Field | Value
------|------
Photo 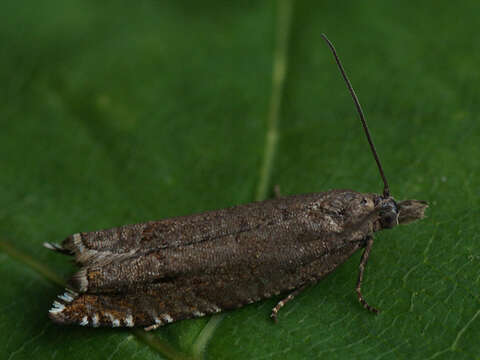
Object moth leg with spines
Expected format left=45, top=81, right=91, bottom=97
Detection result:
left=356, top=235, right=378, bottom=313
left=270, top=284, right=308, bottom=322
left=270, top=231, right=378, bottom=321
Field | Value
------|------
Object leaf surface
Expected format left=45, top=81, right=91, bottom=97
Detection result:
left=1, top=1, right=479, bottom=359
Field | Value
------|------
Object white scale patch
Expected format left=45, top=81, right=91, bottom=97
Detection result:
left=49, top=301, right=65, bottom=314
left=43, top=242, right=61, bottom=251
left=80, top=316, right=88, bottom=326
left=193, top=310, right=205, bottom=317
left=211, top=305, right=221, bottom=313
left=124, top=314, right=134, bottom=327
left=92, top=313, right=100, bottom=327
left=58, top=292, right=74, bottom=303
left=105, top=313, right=120, bottom=327
left=161, top=314, right=173, bottom=323
left=73, top=233, right=84, bottom=253
left=74, top=269, right=89, bottom=292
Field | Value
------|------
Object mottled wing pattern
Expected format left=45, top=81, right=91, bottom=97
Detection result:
left=60, top=193, right=332, bottom=257
left=47, top=190, right=378, bottom=329
left=50, top=240, right=363, bottom=329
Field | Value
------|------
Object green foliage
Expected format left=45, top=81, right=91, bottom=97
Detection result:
left=1, top=0, right=479, bottom=359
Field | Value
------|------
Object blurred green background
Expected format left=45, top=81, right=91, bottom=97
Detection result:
left=1, top=0, right=479, bottom=359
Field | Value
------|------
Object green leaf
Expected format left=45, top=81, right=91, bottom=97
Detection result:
left=1, top=0, right=479, bottom=359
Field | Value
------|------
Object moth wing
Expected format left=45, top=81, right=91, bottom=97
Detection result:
left=48, top=193, right=342, bottom=265
left=66, top=200, right=374, bottom=296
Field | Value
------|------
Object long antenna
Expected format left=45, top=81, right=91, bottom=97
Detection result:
left=321, top=34, right=390, bottom=198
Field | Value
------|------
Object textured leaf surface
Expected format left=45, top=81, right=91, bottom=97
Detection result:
left=1, top=0, right=479, bottom=359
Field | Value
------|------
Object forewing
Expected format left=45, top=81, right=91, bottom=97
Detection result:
left=58, top=192, right=351, bottom=265
left=71, top=195, right=377, bottom=294
left=59, top=194, right=309, bottom=259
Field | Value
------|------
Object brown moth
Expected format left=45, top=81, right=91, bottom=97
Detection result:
left=45, top=34, right=427, bottom=330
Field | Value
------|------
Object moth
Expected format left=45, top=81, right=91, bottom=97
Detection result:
left=45, top=34, right=427, bottom=330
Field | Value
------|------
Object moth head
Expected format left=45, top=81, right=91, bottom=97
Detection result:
left=375, top=197, right=428, bottom=229
left=375, top=196, right=399, bottom=229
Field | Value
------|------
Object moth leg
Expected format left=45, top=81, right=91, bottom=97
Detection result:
left=356, top=235, right=379, bottom=314
left=270, top=285, right=308, bottom=323
left=144, top=323, right=161, bottom=331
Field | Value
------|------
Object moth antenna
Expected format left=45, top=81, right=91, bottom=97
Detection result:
left=321, top=34, right=390, bottom=198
